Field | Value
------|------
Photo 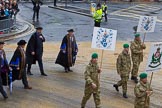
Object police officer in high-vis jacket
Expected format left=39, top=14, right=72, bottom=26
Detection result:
left=93, top=3, right=103, bottom=27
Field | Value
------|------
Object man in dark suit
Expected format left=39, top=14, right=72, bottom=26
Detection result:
left=31, top=0, right=43, bottom=21
left=54, top=0, right=57, bottom=6
left=26, top=27, right=47, bottom=76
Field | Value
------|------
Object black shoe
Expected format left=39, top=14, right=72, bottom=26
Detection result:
left=4, top=95, right=8, bottom=99
left=81, top=107, right=84, bottom=108
left=131, top=76, right=135, bottom=80
left=65, top=67, right=68, bottom=73
left=123, top=93, right=128, bottom=98
left=41, top=73, right=47, bottom=76
left=65, top=70, right=68, bottom=73
left=68, top=68, right=73, bottom=72
left=113, top=84, right=119, bottom=92
left=134, top=78, right=138, bottom=84
left=27, top=72, right=33, bottom=75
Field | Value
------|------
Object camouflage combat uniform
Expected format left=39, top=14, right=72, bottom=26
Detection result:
left=81, top=61, right=101, bottom=108
left=116, top=50, right=131, bottom=94
left=134, top=81, right=153, bottom=108
left=130, top=40, right=146, bottom=78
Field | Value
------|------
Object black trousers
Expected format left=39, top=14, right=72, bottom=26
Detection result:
left=21, top=67, right=29, bottom=87
left=54, top=0, right=57, bottom=6
left=33, top=9, right=39, bottom=20
left=104, top=13, right=107, bottom=22
left=0, top=76, right=7, bottom=98
left=27, top=55, right=44, bottom=74
left=94, top=21, right=101, bottom=27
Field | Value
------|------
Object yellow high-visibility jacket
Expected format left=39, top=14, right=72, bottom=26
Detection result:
left=93, top=9, right=103, bottom=22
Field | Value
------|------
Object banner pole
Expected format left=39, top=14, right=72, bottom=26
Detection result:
left=145, top=72, right=153, bottom=107
left=99, top=49, right=104, bottom=81
left=143, top=32, right=146, bottom=43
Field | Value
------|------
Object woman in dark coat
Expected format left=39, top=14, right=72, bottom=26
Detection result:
left=10, top=40, right=32, bottom=89
left=55, top=29, right=78, bottom=72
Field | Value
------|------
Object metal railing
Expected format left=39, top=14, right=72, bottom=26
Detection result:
left=0, top=18, right=15, bottom=33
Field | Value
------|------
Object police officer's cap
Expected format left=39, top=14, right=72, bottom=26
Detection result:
left=67, top=29, right=74, bottom=32
left=36, top=27, right=43, bottom=30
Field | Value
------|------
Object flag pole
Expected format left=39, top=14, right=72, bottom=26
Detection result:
left=143, top=32, right=146, bottom=43
left=99, top=49, right=104, bottom=81
left=145, top=72, right=153, bottom=107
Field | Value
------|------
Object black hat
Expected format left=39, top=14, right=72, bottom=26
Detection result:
left=0, top=41, right=5, bottom=44
left=36, top=27, right=43, bottom=30
left=17, top=40, right=27, bottom=45
left=67, top=29, right=74, bottom=32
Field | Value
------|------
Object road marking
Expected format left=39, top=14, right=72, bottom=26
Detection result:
left=110, top=4, right=162, bottom=23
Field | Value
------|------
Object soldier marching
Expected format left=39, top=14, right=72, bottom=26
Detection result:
left=134, top=73, right=153, bottom=108
left=130, top=34, right=146, bottom=83
left=81, top=53, right=101, bottom=108
left=113, top=44, right=131, bottom=98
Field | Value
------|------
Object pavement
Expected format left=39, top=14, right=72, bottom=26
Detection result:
left=0, top=2, right=162, bottom=108
left=1, top=41, right=162, bottom=108
left=0, top=18, right=35, bottom=41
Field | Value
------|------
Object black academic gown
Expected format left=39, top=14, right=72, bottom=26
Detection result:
left=55, top=34, right=78, bottom=68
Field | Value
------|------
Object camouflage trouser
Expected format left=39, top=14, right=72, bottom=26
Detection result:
left=135, top=105, right=149, bottom=108
left=135, top=97, right=150, bottom=108
left=81, top=90, right=101, bottom=108
left=131, top=58, right=141, bottom=77
left=117, top=76, right=129, bottom=94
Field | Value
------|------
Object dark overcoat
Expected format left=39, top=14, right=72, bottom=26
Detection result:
left=26, top=32, right=45, bottom=64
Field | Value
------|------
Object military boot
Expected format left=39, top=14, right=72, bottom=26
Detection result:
left=123, top=93, right=128, bottom=98
left=113, top=84, right=119, bottom=92
left=131, top=76, right=135, bottom=80
left=134, top=77, right=138, bottom=83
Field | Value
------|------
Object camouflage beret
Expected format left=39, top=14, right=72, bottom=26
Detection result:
left=134, top=33, right=140, bottom=37
left=123, top=44, right=129, bottom=48
left=92, top=53, right=98, bottom=59
left=139, top=73, right=147, bottom=79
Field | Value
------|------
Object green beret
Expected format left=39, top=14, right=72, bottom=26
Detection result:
left=139, top=73, right=147, bottom=79
left=92, top=53, right=98, bottom=59
left=123, top=44, right=129, bottom=48
left=134, top=34, right=140, bottom=37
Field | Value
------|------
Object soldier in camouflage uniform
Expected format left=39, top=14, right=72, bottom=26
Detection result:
left=81, top=53, right=101, bottom=108
left=130, top=34, right=146, bottom=83
left=113, top=44, right=131, bottom=98
left=134, top=73, right=153, bottom=108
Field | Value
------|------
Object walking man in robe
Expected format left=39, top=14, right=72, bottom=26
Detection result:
left=55, top=29, right=78, bottom=72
